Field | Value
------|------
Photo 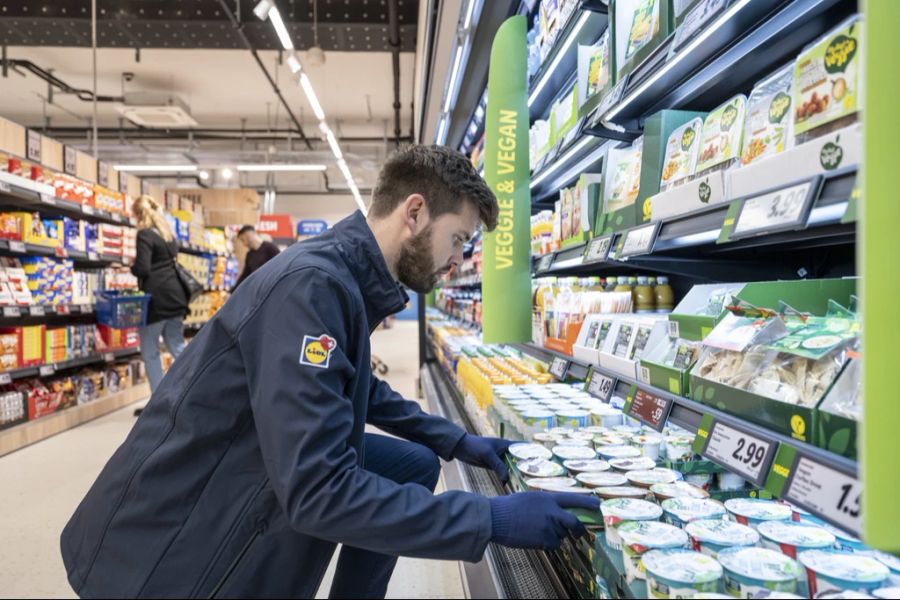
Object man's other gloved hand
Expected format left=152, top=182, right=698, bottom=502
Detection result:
left=489, top=492, right=599, bottom=550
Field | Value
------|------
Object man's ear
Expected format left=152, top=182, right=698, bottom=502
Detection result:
left=402, top=194, right=428, bottom=234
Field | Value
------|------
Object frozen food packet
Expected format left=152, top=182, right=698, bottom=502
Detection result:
left=695, top=95, right=747, bottom=176
left=741, top=63, right=795, bottom=166
left=661, top=117, right=704, bottom=190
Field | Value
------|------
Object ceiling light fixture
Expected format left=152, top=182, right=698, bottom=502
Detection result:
left=222, top=168, right=233, bottom=180
left=444, top=44, right=465, bottom=113
left=319, top=123, right=343, bottom=160
left=113, top=164, right=197, bottom=172
left=299, top=73, right=326, bottom=121
left=237, top=164, right=327, bottom=172
left=199, top=170, right=210, bottom=180
left=286, top=53, right=302, bottom=74
left=253, top=0, right=275, bottom=21
left=268, top=7, right=294, bottom=51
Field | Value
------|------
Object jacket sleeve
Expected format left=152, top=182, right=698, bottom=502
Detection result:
left=367, top=376, right=466, bottom=460
left=130, top=230, right=153, bottom=281
left=237, top=268, right=492, bottom=562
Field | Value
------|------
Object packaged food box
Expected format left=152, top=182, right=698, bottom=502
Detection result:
left=625, top=0, right=662, bottom=61
left=695, top=95, right=747, bottom=175
left=793, top=15, right=863, bottom=140
left=660, top=117, right=703, bottom=190
left=587, top=30, right=611, bottom=98
left=603, top=139, right=644, bottom=213
left=741, top=63, right=795, bottom=166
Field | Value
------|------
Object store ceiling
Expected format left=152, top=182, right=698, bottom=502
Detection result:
left=0, top=0, right=423, bottom=197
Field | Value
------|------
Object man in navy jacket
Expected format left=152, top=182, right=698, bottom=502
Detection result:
left=61, top=146, right=595, bottom=598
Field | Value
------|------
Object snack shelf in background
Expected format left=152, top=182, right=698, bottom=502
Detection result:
left=0, top=346, right=140, bottom=384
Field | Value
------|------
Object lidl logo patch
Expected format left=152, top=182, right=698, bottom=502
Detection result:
left=300, top=334, right=336, bottom=369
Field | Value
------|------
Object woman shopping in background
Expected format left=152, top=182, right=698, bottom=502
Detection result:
left=130, top=195, right=189, bottom=398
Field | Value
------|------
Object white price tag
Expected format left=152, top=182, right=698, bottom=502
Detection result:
left=536, top=254, right=554, bottom=272
left=785, top=457, right=861, bottom=535
left=9, top=241, right=26, bottom=253
left=88, top=252, right=99, bottom=261
left=0, top=372, right=11, bottom=385
left=617, top=223, right=660, bottom=259
left=29, top=306, right=45, bottom=317
left=583, top=235, right=613, bottom=264
left=40, top=193, right=57, bottom=206
left=70, top=304, right=82, bottom=314
left=671, top=0, right=728, bottom=53
left=732, top=180, right=818, bottom=238
left=549, top=357, right=569, bottom=380
left=82, top=204, right=95, bottom=215
left=104, top=352, right=115, bottom=363
left=39, top=365, right=55, bottom=377
left=639, top=366, right=651, bottom=384
left=0, top=182, right=9, bottom=194
left=3, top=306, right=20, bottom=318
left=596, top=77, right=628, bottom=120
left=702, top=420, right=775, bottom=486
left=587, top=370, right=616, bottom=402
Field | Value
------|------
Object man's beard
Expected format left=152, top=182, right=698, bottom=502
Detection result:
left=397, top=225, right=444, bottom=294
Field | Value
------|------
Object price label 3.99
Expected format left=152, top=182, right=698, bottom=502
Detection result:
left=784, top=456, right=861, bottom=536
left=700, top=419, right=777, bottom=486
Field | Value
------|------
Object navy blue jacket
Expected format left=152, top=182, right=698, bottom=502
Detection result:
left=61, top=211, right=493, bottom=598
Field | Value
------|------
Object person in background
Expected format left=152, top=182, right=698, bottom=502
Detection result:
left=233, top=225, right=281, bottom=289
left=130, top=195, right=189, bottom=399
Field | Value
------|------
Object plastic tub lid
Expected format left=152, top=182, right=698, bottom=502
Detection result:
left=516, top=458, right=565, bottom=478
left=525, top=477, right=577, bottom=490
left=609, top=457, right=658, bottom=471
left=758, top=521, right=836, bottom=548
left=563, top=459, right=610, bottom=473
left=798, top=550, right=889, bottom=584
left=597, top=445, right=642, bottom=459
left=600, top=498, right=663, bottom=521
left=593, top=485, right=648, bottom=499
left=576, top=472, right=628, bottom=487
left=508, top=443, right=552, bottom=461
left=650, top=481, right=710, bottom=499
left=717, top=547, right=802, bottom=582
left=686, top=519, right=760, bottom=547
left=618, top=521, right=689, bottom=550
left=724, top=498, right=793, bottom=521
left=642, top=549, right=723, bottom=584
left=627, top=468, right=679, bottom=487
left=552, top=445, right=596, bottom=460
left=662, top=497, right=727, bottom=523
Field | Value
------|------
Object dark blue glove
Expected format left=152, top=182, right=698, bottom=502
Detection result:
left=451, top=434, right=512, bottom=483
left=489, top=492, right=599, bottom=550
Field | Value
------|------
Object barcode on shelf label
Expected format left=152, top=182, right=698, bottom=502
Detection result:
left=82, top=204, right=95, bottom=215
left=39, top=365, right=55, bottom=377
left=549, top=357, right=569, bottom=380
left=784, top=456, right=861, bottom=535
left=586, top=369, right=616, bottom=402
left=668, top=320, right=680, bottom=339
left=30, top=306, right=45, bottom=316
left=700, top=419, right=777, bottom=486
left=639, top=366, right=651, bottom=384
left=40, top=193, right=57, bottom=205
left=9, top=241, right=26, bottom=253
left=3, top=306, right=20, bottom=318
left=104, top=352, right=115, bottom=363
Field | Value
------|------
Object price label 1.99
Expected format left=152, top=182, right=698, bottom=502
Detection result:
left=549, top=357, right=570, bottom=380
left=731, top=177, right=822, bottom=240
left=699, top=418, right=777, bottom=486
left=781, top=452, right=861, bottom=536
left=625, top=387, right=673, bottom=432
left=585, top=368, right=616, bottom=402
left=583, top=235, right=613, bottom=264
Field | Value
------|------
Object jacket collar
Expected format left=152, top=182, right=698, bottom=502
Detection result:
left=332, top=210, right=409, bottom=327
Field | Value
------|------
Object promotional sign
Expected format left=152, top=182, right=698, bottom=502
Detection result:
left=297, top=219, right=328, bottom=237
left=257, top=214, right=295, bottom=240
left=482, top=15, right=532, bottom=343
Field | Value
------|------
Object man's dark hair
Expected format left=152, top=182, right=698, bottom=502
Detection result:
left=368, top=145, right=499, bottom=231
left=238, top=225, right=256, bottom=236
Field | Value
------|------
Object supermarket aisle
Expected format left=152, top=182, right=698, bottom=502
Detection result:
left=0, top=320, right=466, bottom=599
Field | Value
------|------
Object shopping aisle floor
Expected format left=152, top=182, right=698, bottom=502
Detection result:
left=0, top=320, right=466, bottom=599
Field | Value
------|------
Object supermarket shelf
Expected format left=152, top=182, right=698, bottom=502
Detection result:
left=0, top=238, right=126, bottom=265
left=593, top=0, right=854, bottom=132
left=528, top=10, right=608, bottom=119
left=0, top=381, right=149, bottom=458
left=0, top=303, right=94, bottom=320
left=531, top=135, right=609, bottom=205
left=0, top=174, right=134, bottom=227
left=177, top=244, right=229, bottom=257
left=437, top=274, right=482, bottom=288
left=579, top=0, right=609, bottom=14
left=0, top=347, right=140, bottom=383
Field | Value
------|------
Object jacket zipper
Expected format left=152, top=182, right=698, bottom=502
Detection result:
left=206, top=528, right=262, bottom=599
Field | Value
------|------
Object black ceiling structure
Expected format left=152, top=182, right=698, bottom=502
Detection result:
left=0, top=0, right=419, bottom=52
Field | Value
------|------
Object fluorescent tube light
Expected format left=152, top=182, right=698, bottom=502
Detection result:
left=268, top=7, right=294, bottom=50
left=464, top=0, right=479, bottom=30
left=286, top=53, right=302, bottom=74
left=237, top=164, right=327, bottom=172
left=300, top=73, right=325, bottom=121
left=253, top=0, right=275, bottom=21
left=528, top=11, right=591, bottom=108
left=320, top=123, right=343, bottom=160
left=113, top=165, right=197, bottom=172
left=444, top=44, right=465, bottom=113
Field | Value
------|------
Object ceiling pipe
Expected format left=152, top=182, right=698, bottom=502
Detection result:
left=388, top=0, right=403, bottom=149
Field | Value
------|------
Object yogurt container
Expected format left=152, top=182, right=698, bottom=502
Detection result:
left=751, top=593, right=804, bottom=599
left=686, top=519, right=760, bottom=558
left=694, top=595, right=733, bottom=599
left=594, top=435, right=627, bottom=448
left=863, top=551, right=900, bottom=586
left=805, top=519, right=868, bottom=553
left=591, top=405, right=624, bottom=428
left=818, top=592, right=876, bottom=599
left=600, top=498, right=663, bottom=550
left=664, top=435, right=695, bottom=461
left=618, top=521, right=690, bottom=583
left=642, top=549, right=723, bottom=598
left=553, top=438, right=593, bottom=448
left=685, top=473, right=713, bottom=489
left=593, top=485, right=649, bottom=500
left=615, top=424, right=642, bottom=437
left=522, top=410, right=556, bottom=429
left=567, top=430, right=597, bottom=442
left=525, top=476, right=577, bottom=491
left=758, top=520, right=837, bottom=559
left=873, top=587, right=900, bottom=599
left=661, top=497, right=727, bottom=528
left=650, top=481, right=710, bottom=502
left=717, top=547, right=803, bottom=597
left=632, top=433, right=664, bottom=460
left=516, top=458, right=566, bottom=478
left=552, top=444, right=596, bottom=461
left=609, top=456, right=658, bottom=472
left=556, top=409, right=591, bottom=428
left=717, top=471, right=747, bottom=491
left=799, top=550, right=889, bottom=597
left=532, top=431, right=563, bottom=449
left=508, top=443, right=552, bottom=462
left=576, top=471, right=628, bottom=489
left=563, top=459, right=610, bottom=474
left=627, top=468, right=680, bottom=488
left=597, top=445, right=642, bottom=461
left=724, top=498, right=793, bottom=530
left=582, top=426, right=609, bottom=435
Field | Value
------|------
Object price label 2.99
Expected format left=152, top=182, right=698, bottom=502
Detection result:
left=585, top=368, right=616, bottom=402
left=549, top=357, right=570, bottom=380
left=698, top=417, right=777, bottom=486
left=782, top=454, right=862, bottom=536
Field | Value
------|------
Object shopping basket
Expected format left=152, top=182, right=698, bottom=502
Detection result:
left=94, top=290, right=152, bottom=329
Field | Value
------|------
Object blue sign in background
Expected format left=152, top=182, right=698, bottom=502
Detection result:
left=297, top=219, right=328, bottom=236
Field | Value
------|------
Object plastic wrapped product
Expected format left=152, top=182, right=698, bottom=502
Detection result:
left=660, top=117, right=704, bottom=190
left=741, top=63, right=795, bottom=165
left=695, top=95, right=748, bottom=175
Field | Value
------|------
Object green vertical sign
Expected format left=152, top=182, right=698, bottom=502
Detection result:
left=863, top=0, right=900, bottom=552
left=482, top=15, right=532, bottom=343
